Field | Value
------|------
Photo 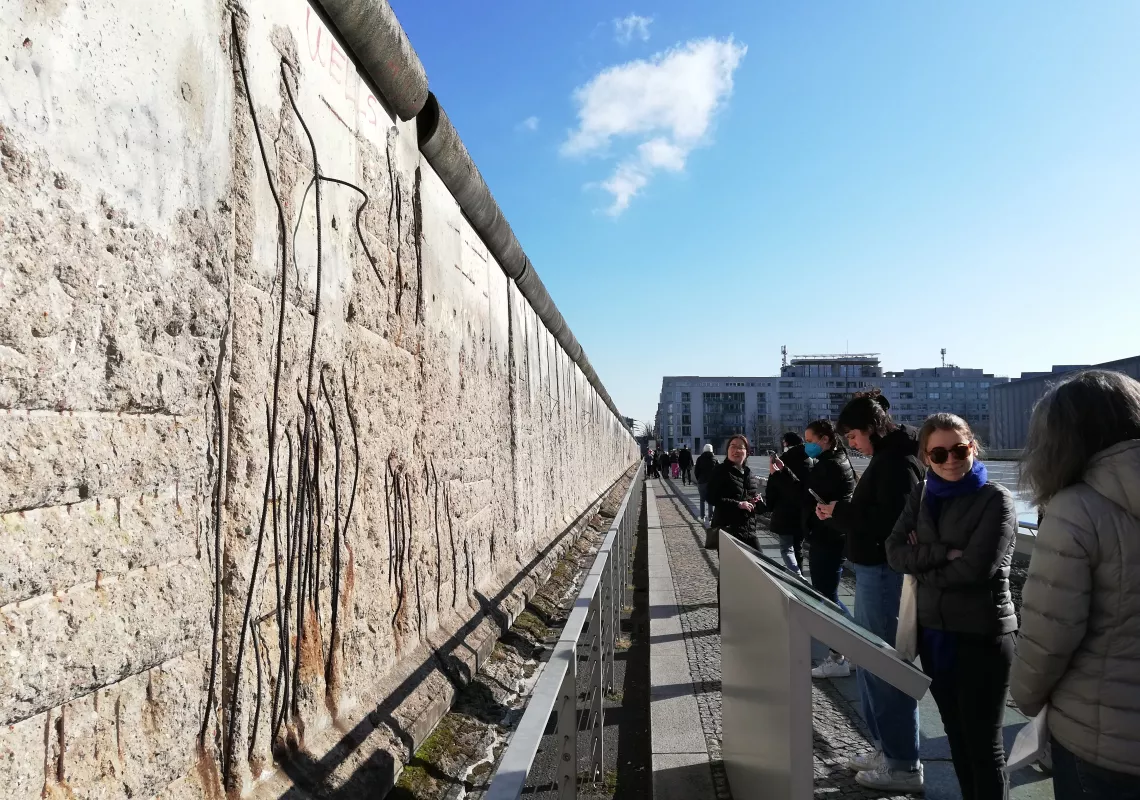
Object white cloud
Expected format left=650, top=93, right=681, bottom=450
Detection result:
left=518, top=115, right=540, bottom=132
left=562, top=37, right=746, bottom=215
left=614, top=13, right=653, bottom=44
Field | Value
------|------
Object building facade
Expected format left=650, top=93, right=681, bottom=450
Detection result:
left=656, top=354, right=1009, bottom=454
left=881, top=366, right=1008, bottom=442
left=990, top=355, right=1140, bottom=450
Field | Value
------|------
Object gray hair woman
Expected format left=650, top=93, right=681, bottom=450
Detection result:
left=1010, top=370, right=1140, bottom=799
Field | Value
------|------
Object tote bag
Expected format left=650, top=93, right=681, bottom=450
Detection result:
left=894, top=483, right=925, bottom=662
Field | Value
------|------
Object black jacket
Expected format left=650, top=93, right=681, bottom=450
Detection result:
left=831, top=425, right=923, bottom=566
left=678, top=448, right=694, bottom=469
left=885, top=481, right=1018, bottom=636
left=708, top=460, right=762, bottom=537
left=694, top=452, right=718, bottom=484
left=764, top=445, right=814, bottom=537
left=805, top=448, right=857, bottom=546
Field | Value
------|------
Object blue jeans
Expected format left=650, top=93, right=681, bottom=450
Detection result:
left=808, top=540, right=849, bottom=616
left=1052, top=737, right=1140, bottom=799
left=697, top=482, right=712, bottom=518
left=779, top=533, right=803, bottom=574
left=853, top=562, right=921, bottom=771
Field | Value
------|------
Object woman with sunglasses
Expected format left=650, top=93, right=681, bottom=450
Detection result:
left=886, top=413, right=1018, bottom=800
left=1010, top=371, right=1140, bottom=799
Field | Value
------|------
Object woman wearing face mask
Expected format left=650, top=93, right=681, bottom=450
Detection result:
left=803, top=419, right=857, bottom=678
left=886, top=414, right=1018, bottom=800
left=765, top=432, right=813, bottom=577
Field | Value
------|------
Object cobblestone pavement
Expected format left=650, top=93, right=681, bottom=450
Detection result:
left=654, top=479, right=914, bottom=800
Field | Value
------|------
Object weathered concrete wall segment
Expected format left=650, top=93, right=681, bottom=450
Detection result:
left=0, top=1, right=635, bottom=797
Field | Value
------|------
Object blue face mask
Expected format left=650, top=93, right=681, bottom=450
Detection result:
left=803, top=442, right=823, bottom=458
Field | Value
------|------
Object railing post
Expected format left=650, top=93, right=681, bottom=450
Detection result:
left=556, top=655, right=578, bottom=800
left=586, top=589, right=605, bottom=782
left=604, top=547, right=616, bottom=695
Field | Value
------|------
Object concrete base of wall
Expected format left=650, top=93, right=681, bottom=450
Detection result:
left=246, top=466, right=636, bottom=798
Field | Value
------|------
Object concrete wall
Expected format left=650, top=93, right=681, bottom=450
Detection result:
left=0, top=1, right=636, bottom=797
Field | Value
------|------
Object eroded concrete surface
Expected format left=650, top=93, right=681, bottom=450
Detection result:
left=0, top=2, right=636, bottom=797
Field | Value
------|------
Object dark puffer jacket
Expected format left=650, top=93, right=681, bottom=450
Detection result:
left=885, top=479, right=1018, bottom=636
left=694, top=451, right=718, bottom=484
left=708, top=460, right=762, bottom=539
left=764, top=445, right=814, bottom=536
left=805, top=448, right=856, bottom=546
left=831, top=425, right=924, bottom=565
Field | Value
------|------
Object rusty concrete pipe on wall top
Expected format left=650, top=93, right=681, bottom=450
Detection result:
left=418, top=92, right=626, bottom=428
left=315, top=0, right=429, bottom=121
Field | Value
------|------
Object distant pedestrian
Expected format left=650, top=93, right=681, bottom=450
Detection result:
left=887, top=414, right=1018, bottom=800
left=1010, top=370, right=1140, bottom=799
left=679, top=445, right=694, bottom=484
left=803, top=419, right=857, bottom=678
left=694, top=444, right=718, bottom=521
left=765, top=432, right=813, bottom=578
left=653, top=448, right=664, bottom=479
left=645, top=449, right=656, bottom=478
left=821, top=389, right=925, bottom=793
left=670, top=450, right=681, bottom=480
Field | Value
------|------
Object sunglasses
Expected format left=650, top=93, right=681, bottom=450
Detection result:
left=927, top=442, right=972, bottom=465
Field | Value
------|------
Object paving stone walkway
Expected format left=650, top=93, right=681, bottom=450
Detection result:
left=655, top=476, right=1055, bottom=800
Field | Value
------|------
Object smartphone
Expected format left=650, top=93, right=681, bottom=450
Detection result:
left=808, top=488, right=825, bottom=504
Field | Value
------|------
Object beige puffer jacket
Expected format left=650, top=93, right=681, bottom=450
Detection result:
left=1010, top=440, right=1140, bottom=776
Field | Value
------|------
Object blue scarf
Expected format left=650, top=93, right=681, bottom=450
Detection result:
left=924, top=459, right=988, bottom=517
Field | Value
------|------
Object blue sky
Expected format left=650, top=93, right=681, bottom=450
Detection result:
left=390, top=1, right=1140, bottom=424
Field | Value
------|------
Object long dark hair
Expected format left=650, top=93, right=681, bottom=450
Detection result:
left=1021, top=370, right=1140, bottom=507
left=781, top=431, right=803, bottom=448
left=837, top=388, right=894, bottom=442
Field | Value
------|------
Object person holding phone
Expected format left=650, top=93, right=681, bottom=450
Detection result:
left=765, top=432, right=813, bottom=578
left=708, top=434, right=763, bottom=547
left=802, top=419, right=857, bottom=678
left=821, top=390, right=925, bottom=793
left=708, top=434, right=764, bottom=630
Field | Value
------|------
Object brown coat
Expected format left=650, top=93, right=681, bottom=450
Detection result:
left=1009, top=440, right=1140, bottom=776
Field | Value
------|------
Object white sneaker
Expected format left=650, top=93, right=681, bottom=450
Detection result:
left=811, top=655, right=851, bottom=679
left=855, top=763, right=924, bottom=793
left=845, top=749, right=884, bottom=772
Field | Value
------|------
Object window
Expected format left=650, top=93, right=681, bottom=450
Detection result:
left=955, top=382, right=965, bottom=389
left=928, top=392, right=940, bottom=400
left=916, top=382, right=926, bottom=389
left=980, top=382, right=991, bottom=389
left=681, top=426, right=691, bottom=436
left=943, top=381, right=953, bottom=388
left=681, top=414, right=691, bottom=425
left=681, top=392, right=690, bottom=401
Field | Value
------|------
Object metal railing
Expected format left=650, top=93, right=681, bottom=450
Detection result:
left=486, top=464, right=645, bottom=799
